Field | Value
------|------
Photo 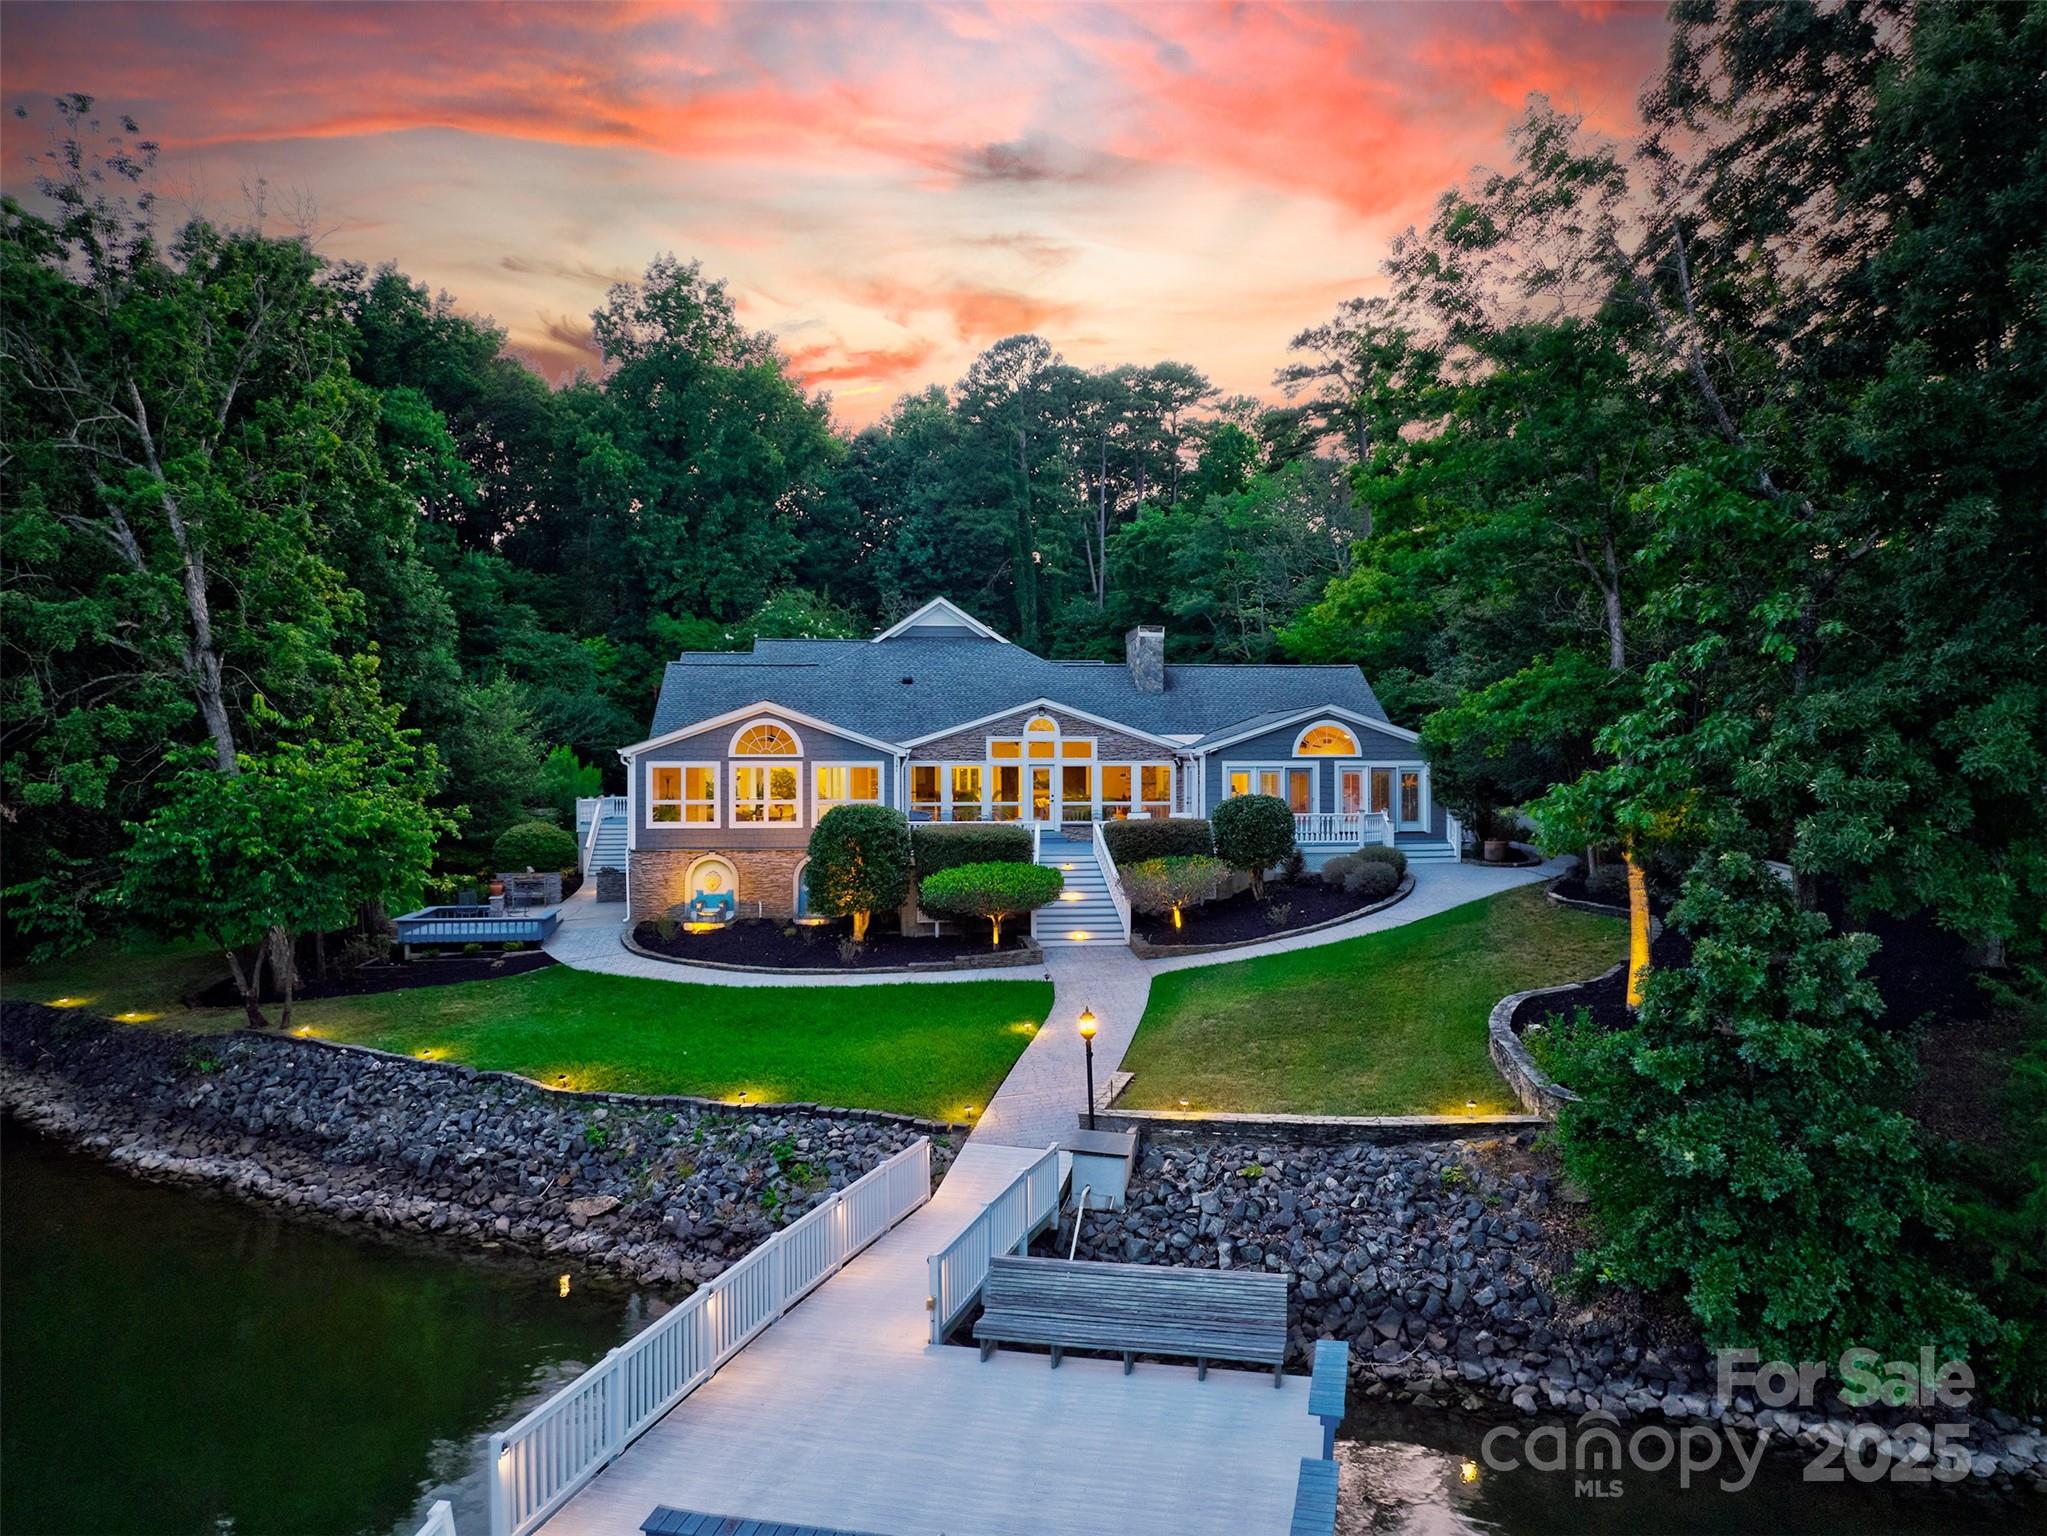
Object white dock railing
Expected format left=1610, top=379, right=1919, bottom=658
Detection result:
left=488, top=1137, right=933, bottom=1536
left=412, top=1500, right=458, bottom=1536
left=1090, top=821, right=1133, bottom=942
left=926, top=1144, right=1064, bottom=1345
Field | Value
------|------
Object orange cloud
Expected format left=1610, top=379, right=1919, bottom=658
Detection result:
left=782, top=338, right=940, bottom=387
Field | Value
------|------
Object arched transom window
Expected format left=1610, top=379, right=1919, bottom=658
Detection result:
left=732, top=721, right=801, bottom=756
left=1295, top=722, right=1361, bottom=756
left=1025, top=715, right=1058, bottom=735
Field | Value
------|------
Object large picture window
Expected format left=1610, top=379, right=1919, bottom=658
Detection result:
left=648, top=763, right=717, bottom=825
left=733, top=763, right=801, bottom=823
left=1224, top=764, right=1313, bottom=812
left=813, top=762, right=882, bottom=819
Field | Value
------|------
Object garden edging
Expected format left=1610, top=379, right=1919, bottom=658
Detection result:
left=1093, top=1105, right=1546, bottom=1145
left=621, top=929, right=1044, bottom=976
left=1127, top=872, right=1415, bottom=959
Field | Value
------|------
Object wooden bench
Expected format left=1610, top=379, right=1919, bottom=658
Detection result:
left=971, top=1254, right=1289, bottom=1385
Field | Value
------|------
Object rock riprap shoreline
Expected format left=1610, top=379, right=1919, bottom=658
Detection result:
left=0, top=1002, right=952, bottom=1287
left=1069, top=1131, right=2046, bottom=1491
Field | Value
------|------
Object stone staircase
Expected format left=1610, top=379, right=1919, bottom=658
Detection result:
left=1392, top=831, right=1461, bottom=864
left=1032, top=829, right=1127, bottom=948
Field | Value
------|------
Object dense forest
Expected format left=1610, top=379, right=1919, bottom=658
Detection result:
left=3, top=1, right=2044, bottom=1403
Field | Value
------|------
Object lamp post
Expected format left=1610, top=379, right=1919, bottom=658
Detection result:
left=1077, top=1007, right=1098, bottom=1130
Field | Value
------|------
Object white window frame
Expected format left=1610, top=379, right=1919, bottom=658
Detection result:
left=1292, top=721, right=1363, bottom=757
left=645, top=759, right=720, bottom=829
left=727, top=717, right=805, bottom=758
left=813, top=760, right=885, bottom=820
left=1221, top=761, right=1319, bottom=814
left=730, top=759, right=805, bottom=827
left=1353, top=759, right=1432, bottom=829
left=1099, top=761, right=1176, bottom=820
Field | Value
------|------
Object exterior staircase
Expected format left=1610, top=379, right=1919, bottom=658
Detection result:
left=1392, top=830, right=1461, bottom=864
left=576, top=796, right=629, bottom=875
left=1032, top=828, right=1127, bottom=948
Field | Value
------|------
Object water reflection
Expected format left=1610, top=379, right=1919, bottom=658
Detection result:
left=1336, top=1406, right=2034, bottom=1535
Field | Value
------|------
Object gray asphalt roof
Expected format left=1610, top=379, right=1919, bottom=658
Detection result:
left=648, top=633, right=1388, bottom=747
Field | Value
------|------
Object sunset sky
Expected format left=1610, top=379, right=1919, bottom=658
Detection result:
left=1, top=1, right=1672, bottom=428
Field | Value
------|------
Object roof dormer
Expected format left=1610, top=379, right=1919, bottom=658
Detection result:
left=870, top=596, right=1008, bottom=644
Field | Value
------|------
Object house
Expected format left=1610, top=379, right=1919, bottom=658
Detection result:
left=580, top=598, right=1459, bottom=944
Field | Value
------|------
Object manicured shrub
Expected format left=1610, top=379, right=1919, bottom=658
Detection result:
left=910, top=821, right=1032, bottom=878
left=1319, top=855, right=1398, bottom=900
left=1120, top=855, right=1228, bottom=930
left=492, top=820, right=579, bottom=873
left=1101, top=817, right=1214, bottom=864
left=1582, top=862, right=1628, bottom=906
left=1353, top=844, right=1407, bottom=877
left=1211, top=794, right=1296, bottom=898
left=806, top=804, right=913, bottom=942
left=918, top=860, right=1063, bottom=948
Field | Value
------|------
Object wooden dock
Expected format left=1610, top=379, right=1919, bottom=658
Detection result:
left=538, top=1142, right=1319, bottom=1536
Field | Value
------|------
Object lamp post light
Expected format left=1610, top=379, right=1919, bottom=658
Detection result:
left=1077, top=1006, right=1098, bottom=1130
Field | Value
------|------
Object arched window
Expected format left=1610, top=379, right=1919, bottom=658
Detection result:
left=731, top=720, right=801, bottom=756
left=1025, top=715, right=1058, bottom=735
left=1295, top=722, right=1361, bottom=756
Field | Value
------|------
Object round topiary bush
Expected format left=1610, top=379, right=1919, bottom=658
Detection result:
left=1120, top=855, right=1228, bottom=930
left=492, top=820, right=579, bottom=873
left=1211, top=793, right=1297, bottom=898
left=1353, top=843, right=1408, bottom=877
left=807, top=804, right=914, bottom=942
left=918, top=860, right=1064, bottom=948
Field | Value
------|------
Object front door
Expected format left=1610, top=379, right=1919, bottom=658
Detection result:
left=1028, top=765, right=1055, bottom=823
left=1397, top=768, right=1425, bottom=829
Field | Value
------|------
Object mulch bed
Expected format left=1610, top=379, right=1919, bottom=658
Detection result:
left=194, top=949, right=558, bottom=1007
left=1129, top=877, right=1380, bottom=947
left=630, top=914, right=1030, bottom=970
left=1510, top=898, right=1988, bottom=1039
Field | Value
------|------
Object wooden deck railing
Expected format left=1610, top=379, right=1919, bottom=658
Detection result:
left=926, top=1144, right=1064, bottom=1345
left=488, top=1138, right=932, bottom=1536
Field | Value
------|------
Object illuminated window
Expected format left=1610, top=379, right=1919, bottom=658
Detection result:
left=910, top=764, right=941, bottom=817
left=649, top=763, right=717, bottom=824
left=1296, top=723, right=1360, bottom=756
left=950, top=765, right=985, bottom=820
left=814, top=763, right=882, bottom=818
left=732, top=722, right=800, bottom=756
left=1025, top=715, right=1057, bottom=734
left=733, top=764, right=801, bottom=823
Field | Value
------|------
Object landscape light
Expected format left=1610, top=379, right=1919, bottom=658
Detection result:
left=1461, top=1459, right=1480, bottom=1484
left=1077, top=1008, right=1097, bottom=1040
left=558, top=1273, right=571, bottom=1298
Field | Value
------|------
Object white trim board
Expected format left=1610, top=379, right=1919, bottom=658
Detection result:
left=1192, top=702, right=1420, bottom=755
left=621, top=699, right=904, bottom=759
left=896, top=696, right=1185, bottom=751
left=870, top=597, right=1010, bottom=645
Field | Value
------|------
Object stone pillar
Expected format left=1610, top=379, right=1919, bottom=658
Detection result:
left=1124, top=625, right=1165, bottom=693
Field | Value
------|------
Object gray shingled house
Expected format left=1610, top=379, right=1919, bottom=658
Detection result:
left=576, top=598, right=1459, bottom=945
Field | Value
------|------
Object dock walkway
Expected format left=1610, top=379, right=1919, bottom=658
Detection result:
left=539, top=1141, right=1318, bottom=1536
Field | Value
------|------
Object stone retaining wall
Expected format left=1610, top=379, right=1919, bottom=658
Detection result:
left=1093, top=1107, right=1546, bottom=1146
left=1070, top=1129, right=2045, bottom=1489
left=0, top=1002, right=953, bottom=1287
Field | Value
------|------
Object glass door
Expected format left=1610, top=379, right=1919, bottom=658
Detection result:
left=1398, top=769, right=1425, bottom=828
left=1028, top=765, right=1055, bottom=822
left=1369, top=768, right=1393, bottom=816
left=1338, top=768, right=1365, bottom=815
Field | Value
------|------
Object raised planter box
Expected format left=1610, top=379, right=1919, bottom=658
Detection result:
left=393, top=904, right=559, bottom=955
left=620, top=930, right=1045, bottom=976
left=593, top=867, right=626, bottom=903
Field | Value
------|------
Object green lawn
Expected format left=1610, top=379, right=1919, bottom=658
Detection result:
left=2, top=944, right=1051, bottom=1122
left=1119, top=884, right=1621, bottom=1116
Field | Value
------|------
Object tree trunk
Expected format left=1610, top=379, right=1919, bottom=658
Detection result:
left=1625, top=853, right=1652, bottom=1011
left=851, top=910, right=870, bottom=944
left=220, top=942, right=272, bottom=1030
left=265, top=925, right=297, bottom=1010
left=989, top=914, right=1002, bottom=949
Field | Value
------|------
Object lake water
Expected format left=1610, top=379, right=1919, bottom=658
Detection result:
left=0, top=1117, right=655, bottom=1536
left=3, top=1117, right=2034, bottom=1535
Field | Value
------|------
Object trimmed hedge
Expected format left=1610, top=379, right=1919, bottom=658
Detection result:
left=807, top=804, right=914, bottom=941
left=1100, top=817, right=1213, bottom=864
left=492, top=820, right=579, bottom=873
left=918, top=860, right=1064, bottom=947
left=1120, top=855, right=1228, bottom=919
left=1320, top=855, right=1400, bottom=900
left=1211, top=794, right=1296, bottom=897
left=910, top=821, right=1033, bottom=878
left=1352, top=844, right=1408, bottom=877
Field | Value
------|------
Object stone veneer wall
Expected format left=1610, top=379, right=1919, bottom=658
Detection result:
left=631, top=846, right=807, bottom=921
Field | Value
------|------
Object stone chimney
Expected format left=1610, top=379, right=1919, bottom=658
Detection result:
left=1125, top=625, right=1165, bottom=693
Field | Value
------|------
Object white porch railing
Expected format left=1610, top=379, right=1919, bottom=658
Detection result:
left=578, top=795, right=627, bottom=874
left=488, top=1137, right=932, bottom=1536
left=927, top=1144, right=1064, bottom=1345
left=412, top=1500, right=458, bottom=1536
left=1091, top=820, right=1133, bottom=941
left=1294, top=810, right=1395, bottom=847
